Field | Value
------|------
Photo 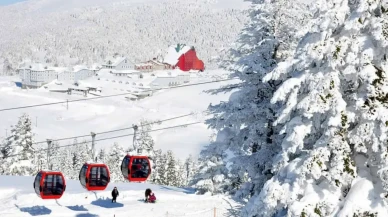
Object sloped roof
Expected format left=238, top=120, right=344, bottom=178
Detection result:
left=163, top=44, right=192, bottom=66
left=73, top=65, right=88, bottom=72
left=104, top=56, right=128, bottom=67
left=30, top=63, right=48, bottom=71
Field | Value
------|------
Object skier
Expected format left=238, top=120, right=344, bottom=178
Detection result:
left=145, top=188, right=152, bottom=202
left=111, top=187, right=119, bottom=203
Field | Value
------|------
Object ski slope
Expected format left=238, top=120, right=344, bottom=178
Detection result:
left=0, top=175, right=235, bottom=217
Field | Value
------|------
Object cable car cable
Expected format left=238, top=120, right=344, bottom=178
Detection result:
left=0, top=78, right=239, bottom=112
left=2, top=121, right=203, bottom=159
left=2, top=111, right=204, bottom=147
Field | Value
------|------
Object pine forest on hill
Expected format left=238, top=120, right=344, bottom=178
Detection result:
left=0, top=0, right=248, bottom=74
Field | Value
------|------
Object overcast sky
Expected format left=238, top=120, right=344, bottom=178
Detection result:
left=0, top=0, right=26, bottom=6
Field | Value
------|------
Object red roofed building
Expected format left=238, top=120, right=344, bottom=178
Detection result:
left=163, top=44, right=205, bottom=72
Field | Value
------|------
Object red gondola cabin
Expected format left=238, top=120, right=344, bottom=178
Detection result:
left=79, top=163, right=110, bottom=191
left=121, top=155, right=151, bottom=182
left=33, top=171, right=66, bottom=199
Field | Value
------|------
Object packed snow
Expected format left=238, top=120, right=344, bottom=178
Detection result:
left=0, top=175, right=236, bottom=217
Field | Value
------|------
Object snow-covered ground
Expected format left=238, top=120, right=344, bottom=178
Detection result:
left=0, top=70, right=239, bottom=161
left=0, top=175, right=236, bottom=217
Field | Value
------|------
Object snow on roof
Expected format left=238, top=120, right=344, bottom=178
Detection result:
left=28, top=63, right=48, bottom=71
left=135, top=63, right=153, bottom=67
left=150, top=60, right=164, bottom=65
left=90, top=64, right=102, bottom=70
left=73, top=65, right=88, bottom=72
left=104, top=56, right=128, bottom=67
left=48, top=67, right=69, bottom=73
left=163, top=44, right=192, bottom=66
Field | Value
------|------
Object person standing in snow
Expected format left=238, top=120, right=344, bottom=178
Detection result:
left=112, top=187, right=119, bottom=203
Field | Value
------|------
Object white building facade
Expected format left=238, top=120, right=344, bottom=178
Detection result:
left=150, top=71, right=190, bottom=88
left=19, top=64, right=57, bottom=88
left=19, top=64, right=96, bottom=88
left=102, top=56, right=133, bottom=70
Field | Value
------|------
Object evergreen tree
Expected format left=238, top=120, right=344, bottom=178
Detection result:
left=97, top=148, right=106, bottom=162
left=246, top=0, right=388, bottom=216
left=157, top=152, right=168, bottom=185
left=4, top=114, right=36, bottom=176
left=150, top=149, right=163, bottom=183
left=47, top=141, right=61, bottom=170
left=106, top=142, right=125, bottom=182
left=166, top=150, right=179, bottom=186
left=59, top=148, right=73, bottom=178
left=192, top=0, right=317, bottom=214
left=176, top=159, right=186, bottom=187
left=184, top=154, right=198, bottom=186
left=135, top=119, right=157, bottom=156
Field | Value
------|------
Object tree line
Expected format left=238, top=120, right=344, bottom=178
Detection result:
left=0, top=114, right=198, bottom=188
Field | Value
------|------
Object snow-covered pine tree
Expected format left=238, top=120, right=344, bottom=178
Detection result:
left=136, top=119, right=157, bottom=156
left=34, top=147, right=48, bottom=172
left=59, top=148, right=73, bottom=178
left=48, top=141, right=61, bottom=171
left=70, top=138, right=83, bottom=179
left=165, top=150, right=179, bottom=186
left=106, top=142, right=125, bottom=182
left=184, top=154, right=198, bottom=186
left=192, top=0, right=317, bottom=210
left=176, top=159, right=186, bottom=187
left=156, top=152, right=168, bottom=185
left=150, top=149, right=163, bottom=183
left=97, top=148, right=106, bottom=162
left=4, top=114, right=36, bottom=176
left=246, top=0, right=388, bottom=216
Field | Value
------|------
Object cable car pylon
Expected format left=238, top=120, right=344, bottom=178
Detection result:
left=79, top=132, right=111, bottom=192
left=121, top=124, right=152, bottom=182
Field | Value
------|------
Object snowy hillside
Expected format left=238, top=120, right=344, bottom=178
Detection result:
left=0, top=175, right=235, bottom=217
left=0, top=0, right=249, bottom=74
left=0, top=71, right=238, bottom=161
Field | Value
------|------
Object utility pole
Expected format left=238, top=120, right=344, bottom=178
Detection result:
left=91, top=132, right=96, bottom=162
left=66, top=99, right=69, bottom=110
left=47, top=139, right=52, bottom=170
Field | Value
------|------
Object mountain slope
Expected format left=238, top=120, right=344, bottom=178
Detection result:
left=0, top=0, right=249, bottom=74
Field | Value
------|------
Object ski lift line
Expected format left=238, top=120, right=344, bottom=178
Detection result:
left=3, top=112, right=199, bottom=147
left=96, top=112, right=196, bottom=135
left=3, top=121, right=203, bottom=159
left=0, top=78, right=238, bottom=112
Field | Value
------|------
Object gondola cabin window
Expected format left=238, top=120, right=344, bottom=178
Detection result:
left=34, top=172, right=42, bottom=195
left=43, top=174, right=64, bottom=195
left=131, top=158, right=150, bottom=178
left=121, top=156, right=130, bottom=179
left=89, top=166, right=109, bottom=187
left=80, top=165, right=87, bottom=187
